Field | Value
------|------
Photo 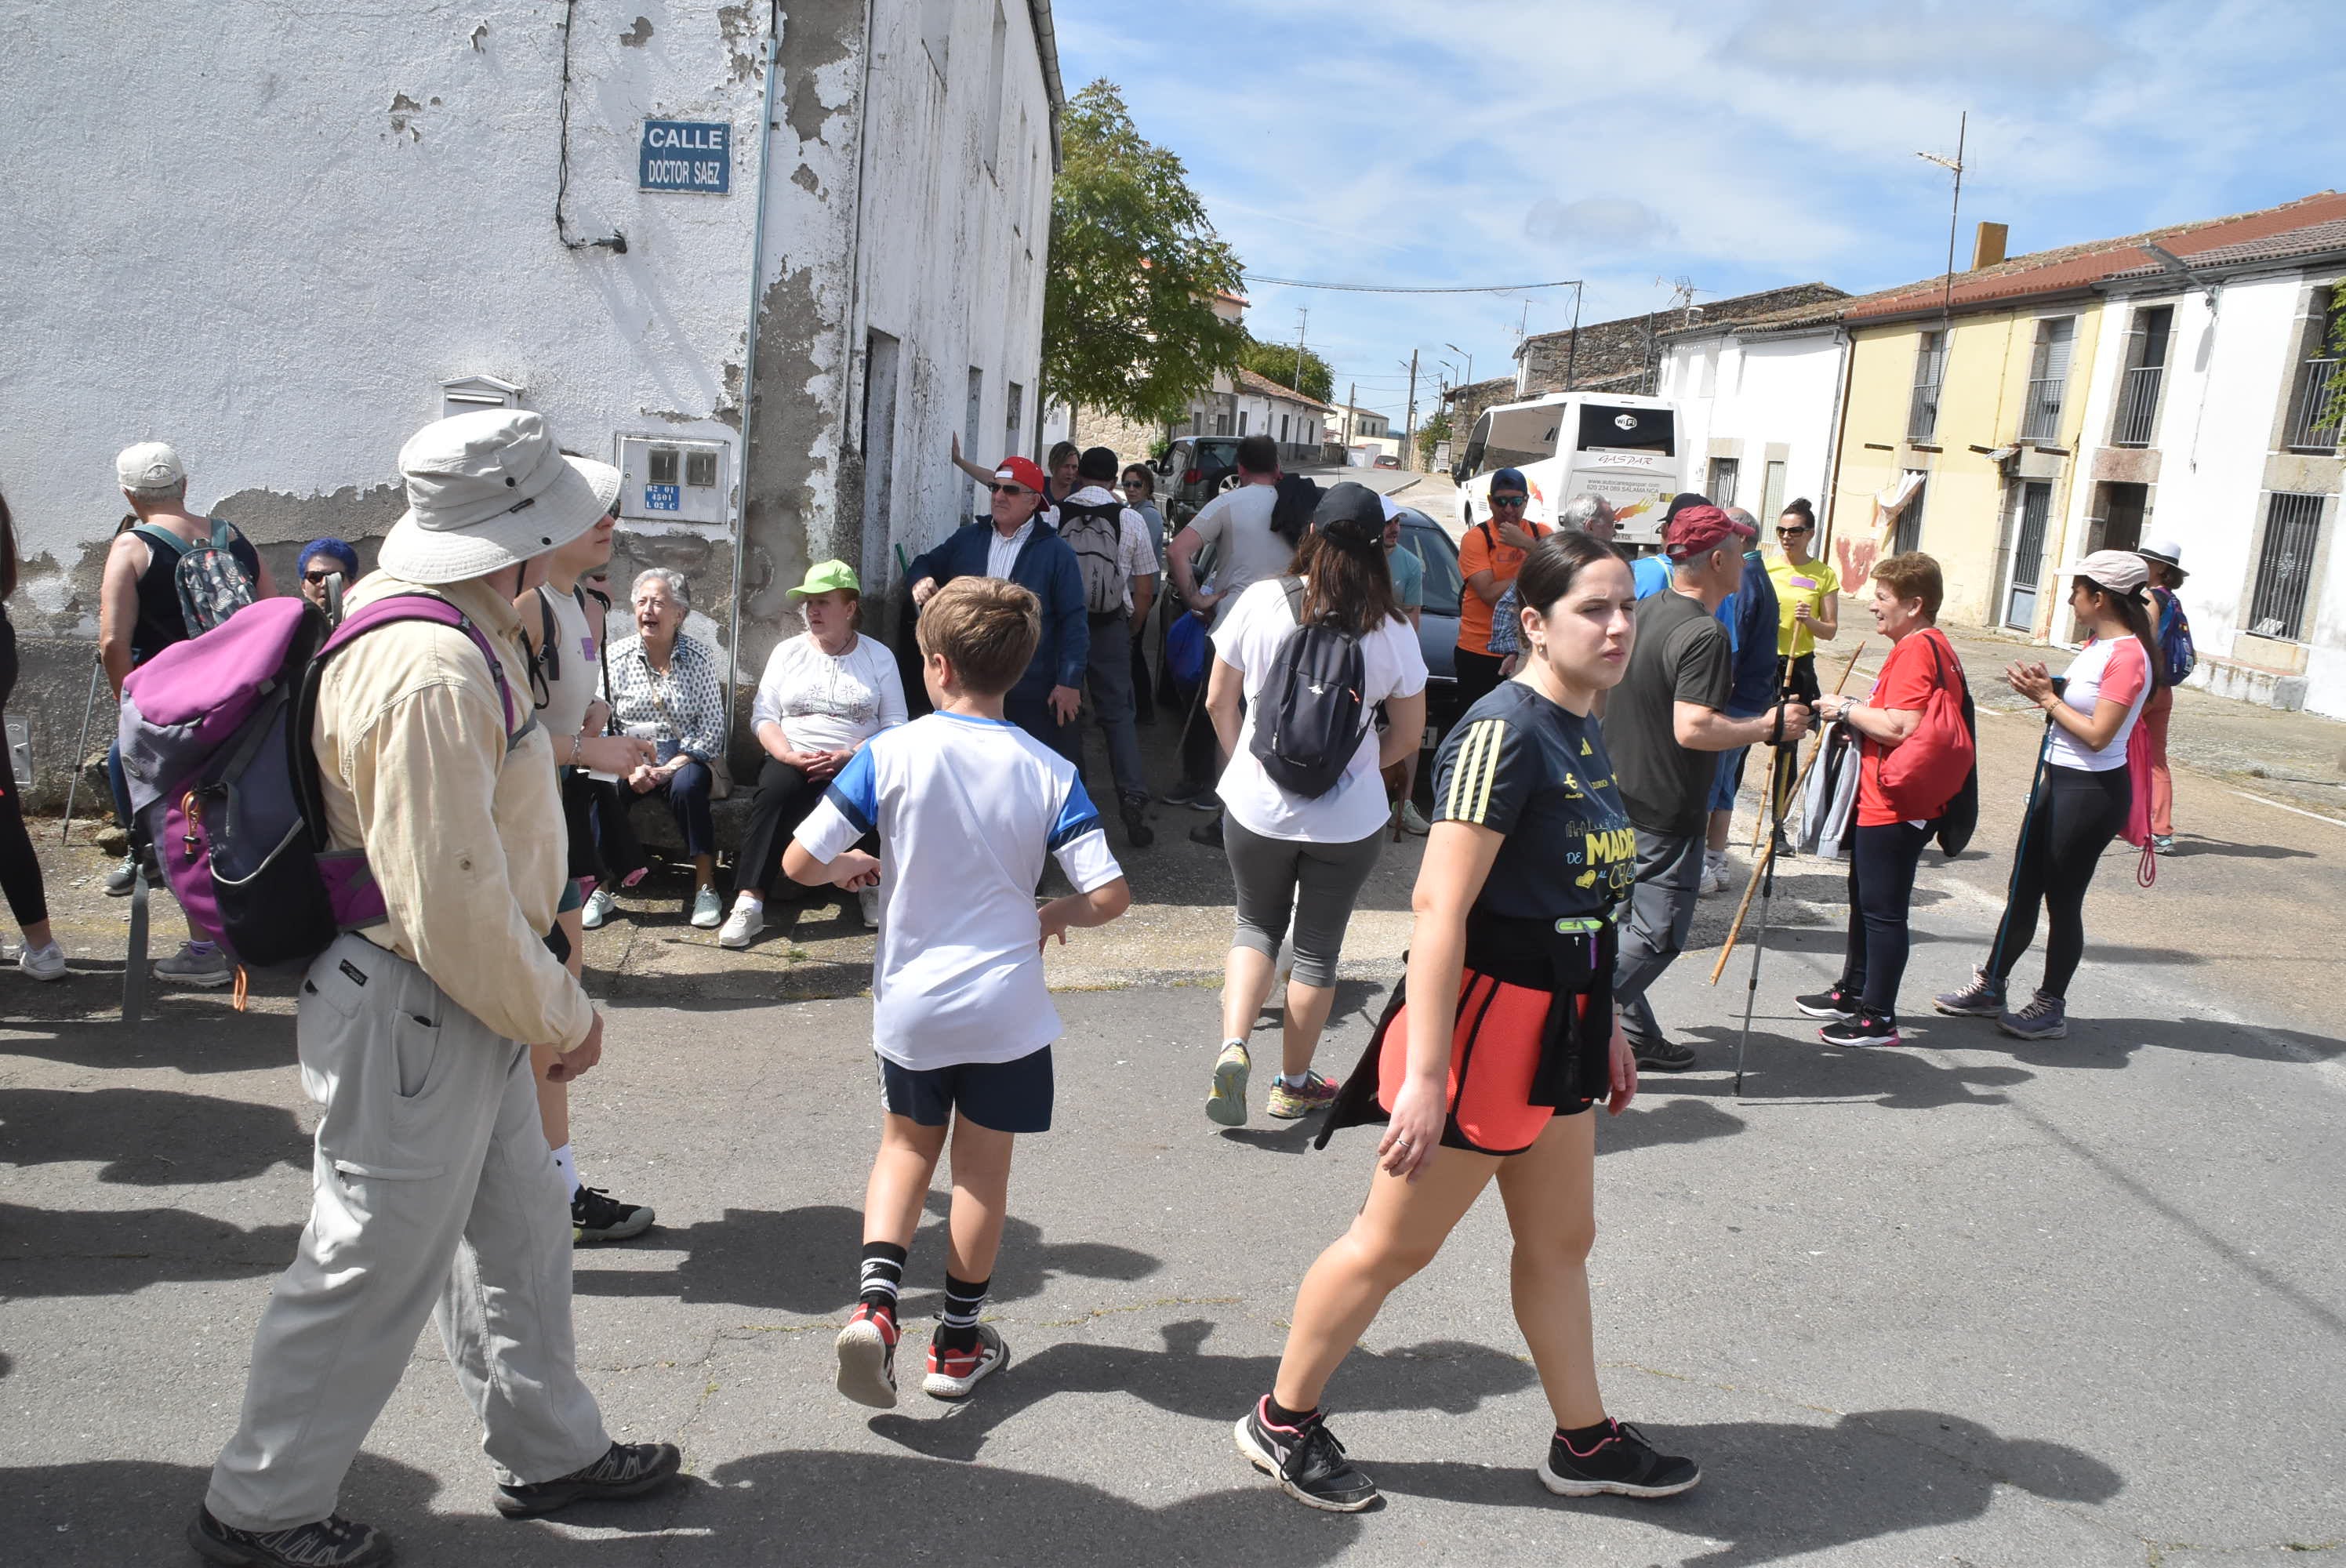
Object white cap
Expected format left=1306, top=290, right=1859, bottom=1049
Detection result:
left=116, top=441, right=186, bottom=492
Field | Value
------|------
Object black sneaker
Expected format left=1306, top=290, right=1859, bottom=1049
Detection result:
left=1120, top=794, right=1155, bottom=848
left=1629, top=1034, right=1695, bottom=1072
left=1160, top=782, right=1217, bottom=811
left=492, top=1439, right=682, bottom=1518
left=572, top=1185, right=655, bottom=1244
left=1819, top=1008, right=1901, bottom=1047
left=1794, top=984, right=1858, bottom=1021
left=1235, top=1399, right=1379, bottom=1512
left=1189, top=814, right=1224, bottom=848
left=189, top=1507, right=390, bottom=1566
left=1538, top=1418, right=1701, bottom=1499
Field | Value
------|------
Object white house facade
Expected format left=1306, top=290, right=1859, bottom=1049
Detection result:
left=0, top=0, right=1061, bottom=797
left=1654, top=322, right=1847, bottom=528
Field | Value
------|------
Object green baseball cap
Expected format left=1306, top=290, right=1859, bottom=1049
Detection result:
left=786, top=559, right=862, bottom=600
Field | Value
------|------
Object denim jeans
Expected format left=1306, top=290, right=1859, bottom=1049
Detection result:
left=1084, top=612, right=1148, bottom=804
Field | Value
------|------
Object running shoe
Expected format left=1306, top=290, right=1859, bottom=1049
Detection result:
left=1189, top=813, right=1224, bottom=848
left=189, top=1508, right=390, bottom=1567
left=154, top=942, right=234, bottom=988
left=104, top=854, right=137, bottom=897
left=857, top=886, right=881, bottom=929
left=1794, top=984, right=1858, bottom=1022
left=1120, top=793, right=1156, bottom=848
left=492, top=1439, right=681, bottom=1517
left=690, top=887, right=723, bottom=929
left=1818, top=1008, right=1900, bottom=1047
left=1160, top=782, right=1218, bottom=811
left=17, top=942, right=67, bottom=982
left=1698, top=856, right=1728, bottom=896
left=572, top=1185, right=655, bottom=1244
left=581, top=887, right=616, bottom=929
left=835, top=1302, right=900, bottom=1409
left=1397, top=801, right=1431, bottom=837
left=717, top=900, right=765, bottom=949
left=923, top=1323, right=1009, bottom=1400
left=1206, top=1039, right=1251, bottom=1127
left=1538, top=1418, right=1701, bottom=1499
left=1234, top=1399, right=1379, bottom=1512
left=2150, top=833, right=2175, bottom=855
left=1266, top=1071, right=1340, bottom=1120
left=1629, top=1034, right=1695, bottom=1073
left=1997, top=992, right=2068, bottom=1040
left=1932, top=968, right=2005, bottom=1018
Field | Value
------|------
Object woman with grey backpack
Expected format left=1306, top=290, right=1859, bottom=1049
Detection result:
left=1200, top=482, right=1426, bottom=1127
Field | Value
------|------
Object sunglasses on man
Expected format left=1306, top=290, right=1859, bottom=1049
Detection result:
left=302, top=569, right=340, bottom=585
left=1488, top=493, right=1529, bottom=508
left=987, top=482, right=1034, bottom=498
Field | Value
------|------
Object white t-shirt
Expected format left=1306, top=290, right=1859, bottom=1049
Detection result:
left=2046, top=635, right=2152, bottom=771
left=1059, top=485, right=1161, bottom=611
left=1184, top=484, right=1292, bottom=627
left=1210, top=577, right=1429, bottom=844
left=794, top=711, right=1124, bottom=1069
left=532, top=584, right=602, bottom=737
left=750, top=632, right=908, bottom=755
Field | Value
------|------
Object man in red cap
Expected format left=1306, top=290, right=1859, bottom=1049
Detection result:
left=908, top=455, right=1088, bottom=762
left=1603, top=504, right=1810, bottom=1070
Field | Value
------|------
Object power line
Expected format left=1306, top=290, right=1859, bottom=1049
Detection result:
left=1243, top=274, right=1582, bottom=296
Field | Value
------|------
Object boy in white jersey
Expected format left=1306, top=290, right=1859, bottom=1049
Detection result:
left=786, top=577, right=1131, bottom=1406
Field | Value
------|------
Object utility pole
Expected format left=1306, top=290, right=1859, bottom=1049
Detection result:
left=1342, top=379, right=1356, bottom=449
left=1292, top=307, right=1309, bottom=394
left=1401, top=350, right=1419, bottom=471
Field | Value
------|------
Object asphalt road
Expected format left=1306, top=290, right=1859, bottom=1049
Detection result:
left=3, top=619, right=2344, bottom=1564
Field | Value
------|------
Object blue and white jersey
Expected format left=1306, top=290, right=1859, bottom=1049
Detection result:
left=793, top=710, right=1124, bottom=1070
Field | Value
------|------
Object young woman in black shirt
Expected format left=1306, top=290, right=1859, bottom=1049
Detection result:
left=1235, top=531, right=1701, bottom=1512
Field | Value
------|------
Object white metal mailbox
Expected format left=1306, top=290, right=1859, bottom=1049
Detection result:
left=616, top=436, right=730, bottom=524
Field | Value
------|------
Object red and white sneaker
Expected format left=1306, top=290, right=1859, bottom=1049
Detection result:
left=835, top=1303, right=899, bottom=1409
left=923, top=1323, right=1010, bottom=1400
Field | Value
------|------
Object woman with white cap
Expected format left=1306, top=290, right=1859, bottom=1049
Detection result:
left=1934, top=550, right=2159, bottom=1041
left=2136, top=539, right=2192, bottom=853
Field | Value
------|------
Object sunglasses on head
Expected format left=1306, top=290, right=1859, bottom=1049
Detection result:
left=1489, top=493, right=1528, bottom=507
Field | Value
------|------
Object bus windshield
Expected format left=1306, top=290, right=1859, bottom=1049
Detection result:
left=1576, top=405, right=1675, bottom=456
left=1471, top=405, right=1561, bottom=471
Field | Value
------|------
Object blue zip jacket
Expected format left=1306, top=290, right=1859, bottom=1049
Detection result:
left=1720, top=550, right=1781, bottom=718
left=906, top=518, right=1090, bottom=695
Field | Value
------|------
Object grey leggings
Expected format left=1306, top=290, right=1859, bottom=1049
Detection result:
left=1223, top=815, right=1385, bottom=988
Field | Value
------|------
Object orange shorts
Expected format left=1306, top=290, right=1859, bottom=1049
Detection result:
left=1370, top=969, right=1598, bottom=1156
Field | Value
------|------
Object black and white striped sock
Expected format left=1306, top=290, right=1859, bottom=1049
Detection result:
left=937, top=1272, right=989, bottom=1352
left=859, top=1241, right=907, bottom=1315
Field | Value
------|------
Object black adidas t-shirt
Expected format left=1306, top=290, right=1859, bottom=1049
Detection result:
left=1432, top=679, right=1635, bottom=924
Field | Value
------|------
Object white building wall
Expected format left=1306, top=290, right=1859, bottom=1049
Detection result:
left=1658, top=329, right=1845, bottom=523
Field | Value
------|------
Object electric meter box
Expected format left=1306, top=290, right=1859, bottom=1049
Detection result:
left=617, top=436, right=731, bottom=524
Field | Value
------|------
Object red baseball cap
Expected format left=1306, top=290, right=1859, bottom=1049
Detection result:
left=1664, top=503, right=1755, bottom=561
left=993, top=456, right=1048, bottom=494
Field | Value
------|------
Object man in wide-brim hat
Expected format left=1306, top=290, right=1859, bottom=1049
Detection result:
left=194, top=410, right=677, bottom=1568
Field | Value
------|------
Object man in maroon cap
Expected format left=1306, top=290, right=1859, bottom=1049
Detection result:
left=1603, top=504, right=1810, bottom=1070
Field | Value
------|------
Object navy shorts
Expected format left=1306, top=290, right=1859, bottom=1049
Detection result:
left=879, top=1045, right=1054, bottom=1134
left=1709, top=745, right=1749, bottom=811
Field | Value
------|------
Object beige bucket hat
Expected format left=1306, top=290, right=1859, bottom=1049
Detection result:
left=378, top=409, right=620, bottom=586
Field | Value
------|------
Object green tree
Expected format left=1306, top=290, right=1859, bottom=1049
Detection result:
left=1044, top=81, right=1246, bottom=427
left=1237, top=332, right=1334, bottom=405
left=1415, top=408, right=1453, bottom=468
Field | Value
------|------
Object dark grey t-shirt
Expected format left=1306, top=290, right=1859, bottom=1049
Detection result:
left=1603, top=587, right=1732, bottom=837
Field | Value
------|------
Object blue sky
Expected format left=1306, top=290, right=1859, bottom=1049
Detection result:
left=1054, top=0, right=2346, bottom=426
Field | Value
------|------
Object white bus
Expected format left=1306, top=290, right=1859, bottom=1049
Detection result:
left=1451, top=392, right=1686, bottom=549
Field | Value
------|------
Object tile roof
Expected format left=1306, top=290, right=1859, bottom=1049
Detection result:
left=1739, top=191, right=2346, bottom=332
left=1233, top=365, right=1331, bottom=408
left=2101, top=216, right=2346, bottom=281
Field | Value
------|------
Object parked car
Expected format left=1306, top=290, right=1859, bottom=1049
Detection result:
left=1393, top=507, right=1462, bottom=748
left=1154, top=436, right=1244, bottom=527
left=1373, top=453, right=1401, bottom=470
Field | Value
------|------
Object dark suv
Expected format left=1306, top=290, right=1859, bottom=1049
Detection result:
left=1154, top=436, right=1245, bottom=527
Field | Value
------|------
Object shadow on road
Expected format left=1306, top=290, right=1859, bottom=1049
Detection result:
left=0, top=1201, right=300, bottom=1298
left=1374, top=1406, right=2123, bottom=1567
left=572, top=1197, right=1158, bottom=1316
left=0, top=1086, right=307, bottom=1185
left=0, top=1013, right=297, bottom=1075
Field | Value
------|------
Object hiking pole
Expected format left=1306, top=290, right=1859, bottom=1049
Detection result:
left=60, top=655, right=106, bottom=844
left=122, top=848, right=150, bottom=1023
left=1753, top=640, right=1868, bottom=851
left=1730, top=690, right=1801, bottom=1096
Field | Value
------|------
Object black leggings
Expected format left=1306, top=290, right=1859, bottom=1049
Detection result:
left=732, top=756, right=831, bottom=897
left=1839, top=820, right=1930, bottom=1014
left=0, top=617, right=48, bottom=930
left=1986, top=763, right=2130, bottom=1000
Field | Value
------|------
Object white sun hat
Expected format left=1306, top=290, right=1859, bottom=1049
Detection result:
left=377, top=409, right=621, bottom=586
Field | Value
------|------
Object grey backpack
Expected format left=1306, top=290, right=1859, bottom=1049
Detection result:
left=1248, top=579, right=1371, bottom=798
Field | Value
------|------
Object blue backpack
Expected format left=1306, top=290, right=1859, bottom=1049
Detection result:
left=2153, top=586, right=2195, bottom=686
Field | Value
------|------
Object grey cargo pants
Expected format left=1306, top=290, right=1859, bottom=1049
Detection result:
left=205, top=933, right=609, bottom=1531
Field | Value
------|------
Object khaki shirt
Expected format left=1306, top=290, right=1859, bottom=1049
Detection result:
left=313, top=572, right=592, bottom=1050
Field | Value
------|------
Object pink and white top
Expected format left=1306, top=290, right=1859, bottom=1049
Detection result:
left=2047, top=636, right=2152, bottom=771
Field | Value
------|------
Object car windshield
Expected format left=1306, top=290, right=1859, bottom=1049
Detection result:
left=1400, top=519, right=1462, bottom=618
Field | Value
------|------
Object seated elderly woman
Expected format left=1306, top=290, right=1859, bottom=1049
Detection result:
left=719, top=561, right=907, bottom=947
left=606, top=567, right=731, bottom=928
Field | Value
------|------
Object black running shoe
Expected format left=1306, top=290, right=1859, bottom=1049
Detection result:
left=1819, top=1008, right=1901, bottom=1047
left=1235, top=1399, right=1379, bottom=1512
left=1794, top=984, right=1858, bottom=1022
left=492, top=1439, right=682, bottom=1518
left=1538, top=1418, right=1701, bottom=1499
left=1189, top=814, right=1224, bottom=848
left=572, top=1185, right=655, bottom=1244
left=1120, top=794, right=1156, bottom=848
left=1629, top=1034, right=1695, bottom=1072
left=189, top=1507, right=390, bottom=1566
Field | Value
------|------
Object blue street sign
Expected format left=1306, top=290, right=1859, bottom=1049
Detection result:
left=645, top=484, right=681, bottom=511
left=639, top=120, right=730, bottom=194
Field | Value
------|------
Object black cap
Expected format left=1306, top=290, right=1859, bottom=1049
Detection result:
left=1312, top=481, right=1387, bottom=550
left=1077, top=446, right=1120, bottom=483
left=1663, top=492, right=1710, bottom=523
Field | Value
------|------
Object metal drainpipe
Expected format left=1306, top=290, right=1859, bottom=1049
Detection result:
left=724, top=5, right=785, bottom=720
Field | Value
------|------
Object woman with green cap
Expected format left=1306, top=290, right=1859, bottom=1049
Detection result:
left=722, top=561, right=908, bottom=946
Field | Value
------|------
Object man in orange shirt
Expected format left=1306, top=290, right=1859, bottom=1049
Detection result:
left=1455, top=467, right=1549, bottom=712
